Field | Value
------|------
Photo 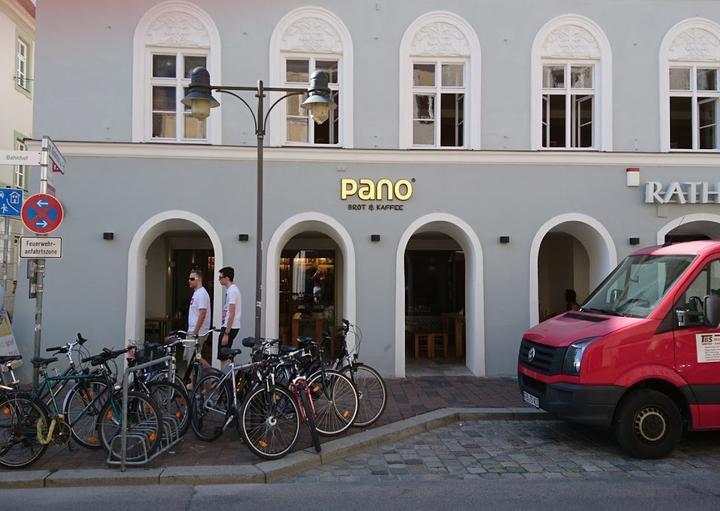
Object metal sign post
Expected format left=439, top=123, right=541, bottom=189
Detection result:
left=30, top=137, right=63, bottom=386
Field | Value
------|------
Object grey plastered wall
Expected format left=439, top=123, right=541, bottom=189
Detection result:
left=12, top=152, right=720, bottom=379
left=32, top=0, right=720, bottom=151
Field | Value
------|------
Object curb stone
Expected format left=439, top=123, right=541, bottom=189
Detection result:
left=0, top=407, right=551, bottom=489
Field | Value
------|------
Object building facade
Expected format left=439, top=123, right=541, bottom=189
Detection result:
left=0, top=0, right=34, bottom=317
left=13, top=0, right=720, bottom=379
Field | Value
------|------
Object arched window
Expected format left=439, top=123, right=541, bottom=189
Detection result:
left=399, top=12, right=481, bottom=149
left=660, top=18, right=720, bottom=152
left=269, top=7, right=354, bottom=148
left=132, top=1, right=222, bottom=144
left=531, top=15, right=612, bottom=151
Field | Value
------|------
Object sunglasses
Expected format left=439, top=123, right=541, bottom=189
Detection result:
left=188, top=277, right=196, bottom=281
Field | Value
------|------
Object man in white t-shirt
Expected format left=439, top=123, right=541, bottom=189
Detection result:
left=218, top=266, right=241, bottom=369
left=187, top=269, right=211, bottom=367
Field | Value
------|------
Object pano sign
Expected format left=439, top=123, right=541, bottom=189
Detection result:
left=645, top=181, right=720, bottom=204
left=341, top=178, right=414, bottom=212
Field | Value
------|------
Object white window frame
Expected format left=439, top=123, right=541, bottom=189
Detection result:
left=16, top=38, right=28, bottom=91
left=13, top=138, right=27, bottom=190
left=268, top=6, right=354, bottom=148
left=541, top=60, right=597, bottom=150
left=660, top=18, right=720, bottom=152
left=282, top=55, right=341, bottom=146
left=399, top=11, right=481, bottom=150
left=530, top=15, right=613, bottom=151
left=667, top=64, right=720, bottom=151
left=411, top=58, right=467, bottom=149
left=132, top=1, right=222, bottom=144
left=147, top=49, right=209, bottom=143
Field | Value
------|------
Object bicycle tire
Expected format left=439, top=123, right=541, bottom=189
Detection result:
left=300, top=388, right=321, bottom=453
left=340, top=364, right=387, bottom=427
left=62, top=378, right=109, bottom=449
left=148, top=381, right=190, bottom=437
left=240, top=384, right=300, bottom=460
left=307, top=369, right=359, bottom=436
left=190, top=374, right=230, bottom=442
left=97, top=391, right=163, bottom=462
left=0, top=392, right=50, bottom=469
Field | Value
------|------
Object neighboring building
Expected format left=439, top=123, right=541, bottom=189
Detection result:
left=0, top=0, right=34, bottom=317
left=13, top=0, right=720, bottom=380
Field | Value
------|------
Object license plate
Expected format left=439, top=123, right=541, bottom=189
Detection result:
left=523, top=391, right=540, bottom=408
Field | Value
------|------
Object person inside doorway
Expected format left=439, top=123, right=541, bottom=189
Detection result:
left=565, top=289, right=580, bottom=312
left=186, top=268, right=211, bottom=388
left=218, top=266, right=241, bottom=369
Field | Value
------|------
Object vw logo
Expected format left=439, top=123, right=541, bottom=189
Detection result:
left=528, top=347, right=536, bottom=362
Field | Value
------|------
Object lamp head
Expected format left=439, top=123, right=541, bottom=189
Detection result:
left=181, top=67, right=219, bottom=120
left=301, top=70, right=336, bottom=125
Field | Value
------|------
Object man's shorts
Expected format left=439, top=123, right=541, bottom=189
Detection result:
left=217, top=327, right=239, bottom=360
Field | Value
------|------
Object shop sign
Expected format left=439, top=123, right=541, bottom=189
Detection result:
left=341, top=178, right=413, bottom=201
left=645, top=181, right=720, bottom=204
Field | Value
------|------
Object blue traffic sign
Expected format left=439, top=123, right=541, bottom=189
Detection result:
left=0, top=188, right=23, bottom=218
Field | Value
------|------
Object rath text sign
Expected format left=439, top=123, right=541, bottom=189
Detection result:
left=645, top=181, right=720, bottom=204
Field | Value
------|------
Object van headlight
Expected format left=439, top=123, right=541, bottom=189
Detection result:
left=562, top=337, right=597, bottom=376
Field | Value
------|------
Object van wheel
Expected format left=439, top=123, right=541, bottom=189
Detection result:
left=613, top=389, right=682, bottom=459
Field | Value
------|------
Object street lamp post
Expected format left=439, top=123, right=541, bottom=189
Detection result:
left=182, top=67, right=335, bottom=347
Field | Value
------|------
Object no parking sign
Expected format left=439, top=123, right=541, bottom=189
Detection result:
left=21, top=193, right=64, bottom=234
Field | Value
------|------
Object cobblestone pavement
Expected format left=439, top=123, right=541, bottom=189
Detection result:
left=282, top=420, right=720, bottom=483
left=0, top=376, right=524, bottom=471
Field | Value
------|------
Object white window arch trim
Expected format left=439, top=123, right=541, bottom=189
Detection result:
left=132, top=1, right=222, bottom=144
left=399, top=11, right=482, bottom=150
left=659, top=18, right=720, bottom=153
left=268, top=6, right=354, bottom=148
left=530, top=14, right=613, bottom=151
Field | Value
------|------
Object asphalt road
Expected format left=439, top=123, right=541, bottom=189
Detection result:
left=4, top=476, right=720, bottom=510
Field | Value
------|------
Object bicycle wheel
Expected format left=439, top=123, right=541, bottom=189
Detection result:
left=148, top=381, right=190, bottom=437
left=300, top=388, right=321, bottom=453
left=240, top=384, right=300, bottom=460
left=97, top=391, right=163, bottom=462
left=191, top=374, right=230, bottom=442
left=307, top=369, right=359, bottom=436
left=62, top=378, right=109, bottom=449
left=340, top=364, right=387, bottom=427
left=0, top=392, right=50, bottom=469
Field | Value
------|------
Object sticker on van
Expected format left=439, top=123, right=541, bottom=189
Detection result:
left=696, top=333, right=720, bottom=363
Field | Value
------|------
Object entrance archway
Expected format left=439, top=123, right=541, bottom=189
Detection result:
left=265, top=213, right=356, bottom=344
left=396, top=214, right=484, bottom=377
left=126, top=211, right=224, bottom=366
left=657, top=214, right=720, bottom=244
left=530, top=214, right=616, bottom=325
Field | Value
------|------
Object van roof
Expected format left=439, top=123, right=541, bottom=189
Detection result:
left=632, top=240, right=720, bottom=257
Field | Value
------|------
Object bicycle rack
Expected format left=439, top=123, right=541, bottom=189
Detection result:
left=105, top=354, right=185, bottom=471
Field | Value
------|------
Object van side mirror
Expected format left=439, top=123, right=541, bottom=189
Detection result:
left=705, top=294, right=720, bottom=328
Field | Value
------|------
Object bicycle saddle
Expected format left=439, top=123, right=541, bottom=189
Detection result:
left=297, top=336, right=316, bottom=346
left=31, top=356, right=58, bottom=368
left=0, top=354, right=22, bottom=364
left=241, top=337, right=257, bottom=348
left=219, top=348, right=242, bottom=360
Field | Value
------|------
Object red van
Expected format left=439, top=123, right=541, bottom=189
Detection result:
left=518, top=241, right=720, bottom=458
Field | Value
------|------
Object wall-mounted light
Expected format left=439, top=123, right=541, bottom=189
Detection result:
left=103, top=232, right=114, bottom=240
left=238, top=234, right=249, bottom=242
left=371, top=234, right=381, bottom=242
left=629, top=237, right=640, bottom=245
left=499, top=236, right=510, bottom=244
left=626, top=167, right=640, bottom=187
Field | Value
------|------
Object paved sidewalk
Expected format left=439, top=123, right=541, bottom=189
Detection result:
left=283, top=420, right=720, bottom=483
left=0, top=376, right=524, bottom=472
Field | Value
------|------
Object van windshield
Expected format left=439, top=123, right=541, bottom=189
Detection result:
left=581, top=255, right=695, bottom=318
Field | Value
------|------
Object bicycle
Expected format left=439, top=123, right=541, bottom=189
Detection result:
left=0, top=347, right=163, bottom=469
left=280, top=335, right=359, bottom=436
left=329, top=320, right=387, bottom=427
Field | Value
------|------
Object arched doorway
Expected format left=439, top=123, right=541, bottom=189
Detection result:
left=277, top=233, right=342, bottom=353
left=265, top=213, right=356, bottom=346
left=126, top=211, right=223, bottom=367
left=658, top=214, right=720, bottom=244
left=396, top=214, right=484, bottom=378
left=530, top=214, right=616, bottom=325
